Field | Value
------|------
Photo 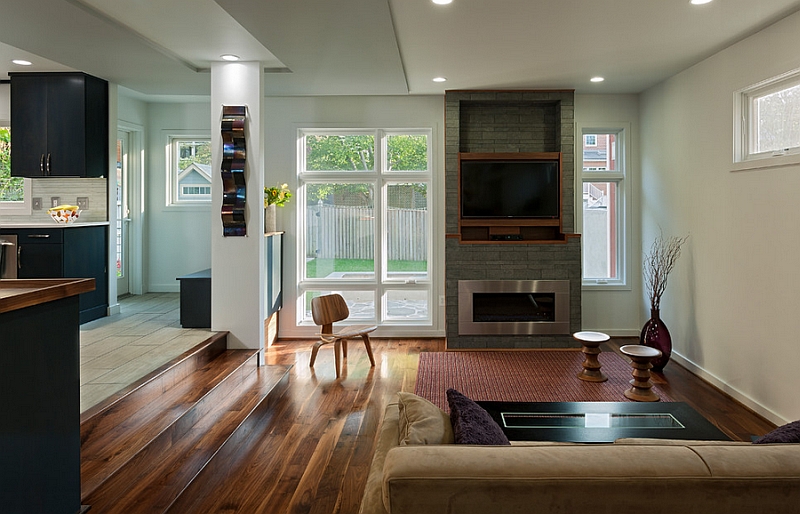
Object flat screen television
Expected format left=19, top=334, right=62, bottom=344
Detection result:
left=460, top=159, right=560, bottom=219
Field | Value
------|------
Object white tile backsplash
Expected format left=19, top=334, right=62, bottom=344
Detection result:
left=0, top=177, right=108, bottom=224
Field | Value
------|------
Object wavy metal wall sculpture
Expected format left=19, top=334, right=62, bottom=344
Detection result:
left=221, top=105, right=247, bottom=236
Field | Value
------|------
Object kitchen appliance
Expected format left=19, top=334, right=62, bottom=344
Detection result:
left=0, top=235, right=18, bottom=279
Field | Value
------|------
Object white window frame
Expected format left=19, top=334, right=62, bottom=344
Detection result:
left=296, top=128, right=433, bottom=328
left=584, top=134, right=597, bottom=146
left=734, top=68, right=800, bottom=171
left=0, top=122, right=32, bottom=215
left=165, top=132, right=212, bottom=207
left=577, top=124, right=631, bottom=290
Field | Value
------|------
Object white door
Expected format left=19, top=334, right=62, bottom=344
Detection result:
left=116, top=133, right=131, bottom=296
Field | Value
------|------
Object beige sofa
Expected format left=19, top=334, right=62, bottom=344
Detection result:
left=359, top=400, right=800, bottom=514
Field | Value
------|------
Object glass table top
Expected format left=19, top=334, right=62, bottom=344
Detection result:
left=500, top=412, right=685, bottom=430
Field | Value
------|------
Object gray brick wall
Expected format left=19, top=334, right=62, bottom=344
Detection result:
left=444, top=90, right=581, bottom=349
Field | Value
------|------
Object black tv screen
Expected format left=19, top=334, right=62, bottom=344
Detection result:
left=460, top=160, right=560, bottom=218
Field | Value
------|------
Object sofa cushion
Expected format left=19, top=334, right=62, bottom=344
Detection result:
left=397, top=392, right=454, bottom=445
left=753, top=419, right=800, bottom=444
left=446, top=388, right=510, bottom=445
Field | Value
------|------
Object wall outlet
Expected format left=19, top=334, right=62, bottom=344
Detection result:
left=50, top=196, right=61, bottom=207
left=439, top=295, right=446, bottom=307
left=77, top=197, right=89, bottom=210
left=32, top=197, right=42, bottom=210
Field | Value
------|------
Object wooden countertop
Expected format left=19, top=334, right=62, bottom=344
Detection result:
left=0, top=278, right=95, bottom=314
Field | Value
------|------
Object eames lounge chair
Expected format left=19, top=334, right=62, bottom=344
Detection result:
left=310, top=293, right=377, bottom=378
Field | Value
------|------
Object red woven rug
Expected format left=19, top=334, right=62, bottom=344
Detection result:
left=414, top=350, right=672, bottom=410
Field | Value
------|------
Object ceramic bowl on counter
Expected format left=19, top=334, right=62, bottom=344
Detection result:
left=47, top=205, right=81, bottom=224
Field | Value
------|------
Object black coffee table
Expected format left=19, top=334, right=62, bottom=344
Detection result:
left=476, top=401, right=730, bottom=443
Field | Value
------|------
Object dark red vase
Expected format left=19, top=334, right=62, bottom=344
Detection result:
left=639, top=308, right=671, bottom=371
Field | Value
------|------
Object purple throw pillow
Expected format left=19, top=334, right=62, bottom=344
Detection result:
left=446, top=389, right=510, bottom=445
left=753, top=419, right=800, bottom=444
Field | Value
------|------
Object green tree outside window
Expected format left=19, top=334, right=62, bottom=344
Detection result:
left=305, top=134, right=428, bottom=204
left=0, top=127, right=24, bottom=202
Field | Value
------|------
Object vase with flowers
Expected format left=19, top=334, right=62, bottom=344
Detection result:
left=641, top=231, right=689, bottom=371
left=264, top=183, right=291, bottom=233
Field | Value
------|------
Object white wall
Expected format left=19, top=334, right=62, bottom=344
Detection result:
left=0, top=83, right=9, bottom=121
left=640, top=11, right=800, bottom=424
left=145, top=101, right=212, bottom=292
left=575, top=94, right=641, bottom=336
left=262, top=95, right=446, bottom=338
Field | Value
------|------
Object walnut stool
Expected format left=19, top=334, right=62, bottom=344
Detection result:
left=573, top=331, right=610, bottom=382
left=620, top=344, right=662, bottom=402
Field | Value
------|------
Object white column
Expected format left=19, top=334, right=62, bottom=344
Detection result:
left=210, top=61, right=265, bottom=353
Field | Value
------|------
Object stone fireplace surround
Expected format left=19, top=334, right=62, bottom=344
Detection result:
left=445, top=90, right=581, bottom=349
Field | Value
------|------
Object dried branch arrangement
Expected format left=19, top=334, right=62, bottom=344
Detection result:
left=643, top=232, right=689, bottom=311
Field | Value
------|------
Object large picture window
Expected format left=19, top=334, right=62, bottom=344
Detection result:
left=580, top=126, right=629, bottom=288
left=736, top=69, right=800, bottom=165
left=167, top=136, right=212, bottom=205
left=298, top=130, right=432, bottom=327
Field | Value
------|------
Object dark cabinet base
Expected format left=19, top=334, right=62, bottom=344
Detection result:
left=2, top=226, right=108, bottom=324
left=1, top=296, right=82, bottom=513
left=177, top=269, right=211, bottom=328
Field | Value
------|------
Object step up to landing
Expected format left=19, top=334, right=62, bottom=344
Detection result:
left=79, top=333, right=291, bottom=513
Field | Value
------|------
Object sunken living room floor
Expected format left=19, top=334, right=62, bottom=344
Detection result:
left=162, top=337, right=775, bottom=513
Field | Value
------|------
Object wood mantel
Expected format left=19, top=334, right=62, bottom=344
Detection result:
left=0, top=278, right=95, bottom=314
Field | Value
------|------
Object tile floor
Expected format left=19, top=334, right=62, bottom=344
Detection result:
left=79, top=293, right=215, bottom=413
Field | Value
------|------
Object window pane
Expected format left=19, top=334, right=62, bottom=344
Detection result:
left=305, top=134, right=375, bottom=172
left=582, top=182, right=618, bottom=280
left=386, top=183, right=428, bottom=281
left=0, top=126, right=24, bottom=203
left=385, top=290, right=429, bottom=321
left=582, top=133, right=616, bottom=172
left=173, top=138, right=212, bottom=203
left=755, top=83, right=800, bottom=153
left=305, top=183, right=375, bottom=279
left=303, top=290, right=375, bottom=322
left=386, top=134, right=428, bottom=171
left=177, top=140, right=211, bottom=169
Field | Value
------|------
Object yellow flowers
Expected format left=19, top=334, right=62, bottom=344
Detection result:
left=264, top=183, right=292, bottom=207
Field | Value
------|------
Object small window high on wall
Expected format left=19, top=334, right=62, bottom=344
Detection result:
left=736, top=69, right=800, bottom=165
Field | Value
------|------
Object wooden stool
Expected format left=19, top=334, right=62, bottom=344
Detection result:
left=573, top=331, right=610, bottom=382
left=620, top=345, right=662, bottom=402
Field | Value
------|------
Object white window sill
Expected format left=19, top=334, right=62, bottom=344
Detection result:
left=582, top=281, right=631, bottom=291
left=731, top=153, right=800, bottom=172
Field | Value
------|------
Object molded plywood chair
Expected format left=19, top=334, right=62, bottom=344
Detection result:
left=310, top=294, right=377, bottom=378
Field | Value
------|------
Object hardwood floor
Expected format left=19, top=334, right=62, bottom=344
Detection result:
left=165, top=337, right=773, bottom=513
left=77, top=310, right=777, bottom=513
left=167, top=338, right=444, bottom=514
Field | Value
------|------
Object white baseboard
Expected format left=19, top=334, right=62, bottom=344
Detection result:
left=107, top=303, right=121, bottom=316
left=148, top=284, right=181, bottom=293
left=670, top=351, right=787, bottom=426
left=586, top=329, right=640, bottom=338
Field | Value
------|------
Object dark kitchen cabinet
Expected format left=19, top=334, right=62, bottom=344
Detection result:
left=1, top=226, right=108, bottom=323
left=10, top=72, right=108, bottom=178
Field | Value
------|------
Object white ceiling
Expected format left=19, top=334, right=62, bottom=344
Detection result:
left=0, top=0, right=799, bottom=98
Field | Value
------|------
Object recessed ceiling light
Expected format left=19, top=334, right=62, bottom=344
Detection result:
left=590, top=76, right=605, bottom=83
left=220, top=54, right=240, bottom=62
left=433, top=77, right=447, bottom=83
left=690, top=0, right=713, bottom=4
left=432, top=0, right=453, bottom=5
left=12, top=59, right=32, bottom=66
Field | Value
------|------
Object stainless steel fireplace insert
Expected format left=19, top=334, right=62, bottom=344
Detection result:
left=458, top=280, right=570, bottom=335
